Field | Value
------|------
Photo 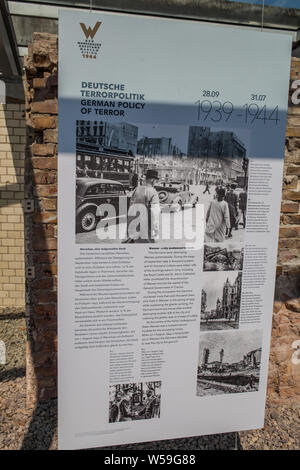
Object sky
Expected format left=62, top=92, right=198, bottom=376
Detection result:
left=198, top=329, right=263, bottom=364
left=134, top=123, right=189, bottom=154
left=132, top=122, right=251, bottom=156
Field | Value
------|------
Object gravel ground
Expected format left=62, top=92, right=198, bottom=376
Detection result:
left=0, top=308, right=299, bottom=450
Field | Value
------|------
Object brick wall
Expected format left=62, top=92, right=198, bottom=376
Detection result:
left=267, top=59, right=300, bottom=401
left=278, top=59, right=300, bottom=282
left=24, top=33, right=58, bottom=405
left=0, top=103, right=25, bottom=307
left=23, top=33, right=300, bottom=404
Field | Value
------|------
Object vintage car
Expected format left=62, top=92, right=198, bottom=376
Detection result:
left=154, top=180, right=199, bottom=212
left=76, top=178, right=129, bottom=232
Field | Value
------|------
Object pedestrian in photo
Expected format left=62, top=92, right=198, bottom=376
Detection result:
left=125, top=169, right=160, bottom=243
left=109, top=391, right=122, bottom=423
left=135, top=388, right=159, bottom=419
left=205, top=187, right=230, bottom=243
left=119, top=386, right=134, bottom=422
left=131, top=172, right=139, bottom=189
left=239, top=188, right=247, bottom=228
left=203, top=181, right=211, bottom=194
left=225, top=183, right=239, bottom=238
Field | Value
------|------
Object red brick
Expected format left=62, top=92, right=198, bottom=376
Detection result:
left=286, top=128, right=300, bottom=137
left=35, top=365, right=57, bottom=378
left=38, top=387, right=57, bottom=400
left=37, top=377, right=56, bottom=389
left=287, top=117, right=300, bottom=127
left=32, top=238, right=57, bottom=251
left=31, top=100, right=57, bottom=114
left=282, top=175, right=298, bottom=190
left=33, top=32, right=58, bottom=44
left=33, top=78, right=46, bottom=89
left=282, top=190, right=300, bottom=201
left=38, top=198, right=57, bottom=211
left=31, top=143, right=55, bottom=156
left=276, top=265, right=283, bottom=277
left=286, top=298, right=300, bottom=313
left=34, top=184, right=57, bottom=197
left=33, top=252, right=57, bottom=264
left=33, top=212, right=57, bottom=224
left=33, top=225, right=56, bottom=238
left=279, top=226, right=300, bottom=238
left=34, top=290, right=57, bottom=303
left=286, top=165, right=300, bottom=176
left=31, top=157, right=57, bottom=173
left=33, top=53, right=52, bottom=68
left=33, top=170, right=57, bottom=185
left=37, top=264, right=58, bottom=276
left=32, top=158, right=57, bottom=171
left=43, top=129, right=57, bottom=143
left=281, top=201, right=299, bottom=213
left=34, top=316, right=57, bottom=332
left=33, top=351, right=56, bottom=369
left=31, top=279, right=55, bottom=290
left=32, top=115, right=56, bottom=130
left=278, top=249, right=299, bottom=264
left=282, top=265, right=300, bottom=274
left=283, top=214, right=300, bottom=225
left=279, top=238, right=300, bottom=249
left=33, top=304, right=56, bottom=316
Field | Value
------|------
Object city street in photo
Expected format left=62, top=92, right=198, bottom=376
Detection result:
left=196, top=329, right=262, bottom=397
left=75, top=121, right=248, bottom=245
left=201, top=271, right=242, bottom=331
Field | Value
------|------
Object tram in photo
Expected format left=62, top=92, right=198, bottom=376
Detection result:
left=76, top=144, right=137, bottom=189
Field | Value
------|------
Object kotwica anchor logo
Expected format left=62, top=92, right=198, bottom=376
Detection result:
left=78, top=21, right=102, bottom=59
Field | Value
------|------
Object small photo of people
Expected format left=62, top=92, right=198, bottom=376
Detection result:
left=109, top=381, right=161, bottom=423
left=203, top=243, right=244, bottom=272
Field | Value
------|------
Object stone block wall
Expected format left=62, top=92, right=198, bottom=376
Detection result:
left=23, top=33, right=300, bottom=404
left=0, top=103, right=25, bottom=307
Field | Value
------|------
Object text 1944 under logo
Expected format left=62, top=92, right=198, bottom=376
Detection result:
left=78, top=22, right=102, bottom=59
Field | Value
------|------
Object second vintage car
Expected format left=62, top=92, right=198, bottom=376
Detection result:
left=154, top=180, right=199, bottom=212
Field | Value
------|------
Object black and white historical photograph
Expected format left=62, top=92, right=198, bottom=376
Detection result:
left=196, top=329, right=262, bottom=397
left=75, top=120, right=249, bottom=244
left=203, top=243, right=244, bottom=272
left=201, top=271, right=242, bottom=331
left=109, top=381, right=161, bottom=423
left=188, top=126, right=249, bottom=244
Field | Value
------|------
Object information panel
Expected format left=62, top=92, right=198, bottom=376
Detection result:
left=58, top=9, right=291, bottom=449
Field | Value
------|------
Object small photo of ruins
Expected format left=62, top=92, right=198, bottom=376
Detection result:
left=196, top=329, right=262, bottom=397
left=109, top=381, right=161, bottom=423
left=203, top=243, right=244, bottom=272
left=201, top=271, right=242, bottom=331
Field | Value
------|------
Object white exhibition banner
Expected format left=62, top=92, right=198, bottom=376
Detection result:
left=58, top=9, right=291, bottom=450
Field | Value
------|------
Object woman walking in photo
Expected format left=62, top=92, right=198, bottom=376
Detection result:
left=205, top=187, right=230, bottom=243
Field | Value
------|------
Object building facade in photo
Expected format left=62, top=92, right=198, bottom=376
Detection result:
left=76, top=120, right=138, bottom=154
left=222, top=272, right=242, bottom=322
left=187, top=126, right=246, bottom=181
